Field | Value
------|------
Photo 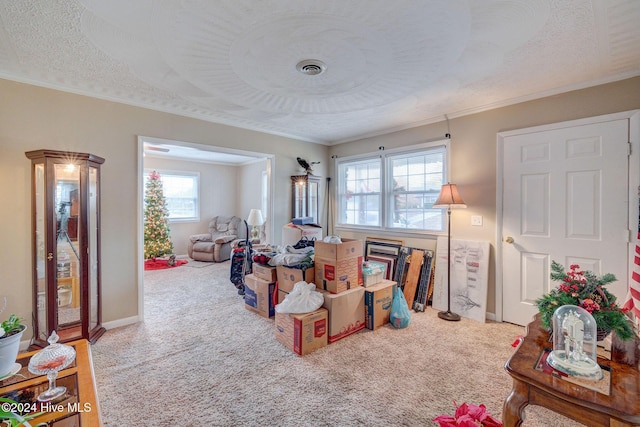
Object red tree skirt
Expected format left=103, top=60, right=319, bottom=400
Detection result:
left=144, top=258, right=188, bottom=271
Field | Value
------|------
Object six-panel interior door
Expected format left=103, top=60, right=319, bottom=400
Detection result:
left=502, top=119, right=629, bottom=326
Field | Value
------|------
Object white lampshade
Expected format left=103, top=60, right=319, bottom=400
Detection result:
left=247, top=209, right=264, bottom=226
left=432, top=183, right=467, bottom=209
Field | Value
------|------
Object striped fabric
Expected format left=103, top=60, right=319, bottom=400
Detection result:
left=622, top=196, right=640, bottom=329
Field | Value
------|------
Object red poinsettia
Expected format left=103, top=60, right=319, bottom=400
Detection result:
left=433, top=402, right=503, bottom=427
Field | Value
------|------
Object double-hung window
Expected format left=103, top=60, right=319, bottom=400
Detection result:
left=144, top=169, right=200, bottom=221
left=336, top=141, right=447, bottom=233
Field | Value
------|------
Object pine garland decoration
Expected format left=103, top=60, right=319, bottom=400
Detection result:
left=144, top=171, right=174, bottom=260
left=536, top=261, right=636, bottom=341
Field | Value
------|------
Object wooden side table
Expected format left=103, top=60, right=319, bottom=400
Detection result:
left=504, top=315, right=640, bottom=426
left=0, top=339, right=102, bottom=426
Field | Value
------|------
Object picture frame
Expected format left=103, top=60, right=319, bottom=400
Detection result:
left=365, top=238, right=402, bottom=258
left=365, top=238, right=403, bottom=279
left=366, top=255, right=395, bottom=280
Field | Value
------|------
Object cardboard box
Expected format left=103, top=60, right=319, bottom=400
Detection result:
left=364, top=280, right=397, bottom=330
left=253, top=264, right=277, bottom=282
left=275, top=308, right=328, bottom=356
left=277, top=289, right=289, bottom=304
left=244, top=274, right=275, bottom=318
left=276, top=265, right=315, bottom=293
left=362, top=261, right=386, bottom=287
left=314, top=238, right=363, bottom=261
left=282, top=223, right=323, bottom=246
left=321, top=286, right=365, bottom=343
left=315, top=256, right=363, bottom=294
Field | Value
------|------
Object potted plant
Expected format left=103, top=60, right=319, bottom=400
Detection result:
left=535, top=261, right=636, bottom=341
left=0, top=298, right=26, bottom=379
left=0, top=397, right=41, bottom=427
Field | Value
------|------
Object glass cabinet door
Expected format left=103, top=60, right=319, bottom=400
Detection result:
left=89, top=166, right=99, bottom=332
left=54, top=162, right=82, bottom=336
left=291, top=175, right=320, bottom=224
left=34, top=163, right=47, bottom=342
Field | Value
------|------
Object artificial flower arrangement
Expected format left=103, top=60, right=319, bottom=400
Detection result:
left=535, top=261, right=636, bottom=341
left=433, top=401, right=502, bottom=427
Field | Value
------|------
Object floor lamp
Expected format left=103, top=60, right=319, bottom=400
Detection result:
left=433, top=183, right=466, bottom=321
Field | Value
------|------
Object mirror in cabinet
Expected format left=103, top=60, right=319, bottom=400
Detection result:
left=26, top=150, right=105, bottom=348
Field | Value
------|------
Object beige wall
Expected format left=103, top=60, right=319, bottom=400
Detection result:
left=329, top=76, right=640, bottom=316
left=0, top=78, right=328, bottom=338
left=238, top=159, right=270, bottom=240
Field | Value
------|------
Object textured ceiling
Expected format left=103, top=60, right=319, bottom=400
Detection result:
left=1, top=0, right=639, bottom=145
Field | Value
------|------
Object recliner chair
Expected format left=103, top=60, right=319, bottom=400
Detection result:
left=188, top=215, right=247, bottom=262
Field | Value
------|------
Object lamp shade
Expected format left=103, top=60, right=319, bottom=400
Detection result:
left=247, top=209, right=264, bottom=226
left=432, top=183, right=467, bottom=208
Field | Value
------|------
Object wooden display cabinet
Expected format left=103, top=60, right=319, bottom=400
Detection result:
left=26, top=150, right=106, bottom=348
left=291, top=174, right=320, bottom=224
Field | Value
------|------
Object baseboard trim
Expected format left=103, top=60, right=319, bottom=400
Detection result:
left=18, top=316, right=140, bottom=351
left=103, top=315, right=140, bottom=330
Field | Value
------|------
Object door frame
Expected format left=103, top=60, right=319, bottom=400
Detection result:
left=495, top=110, right=640, bottom=323
left=135, top=136, right=276, bottom=323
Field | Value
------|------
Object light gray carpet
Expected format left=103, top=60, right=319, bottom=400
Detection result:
left=176, top=255, right=215, bottom=268
left=92, top=262, right=583, bottom=426
left=183, top=260, right=215, bottom=268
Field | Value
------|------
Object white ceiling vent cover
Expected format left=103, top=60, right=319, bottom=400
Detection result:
left=296, top=59, right=326, bottom=76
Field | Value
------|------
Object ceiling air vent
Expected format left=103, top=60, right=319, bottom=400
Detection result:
left=296, top=59, right=326, bottom=76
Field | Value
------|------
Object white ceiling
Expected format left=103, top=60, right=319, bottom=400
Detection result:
left=142, top=136, right=267, bottom=164
left=1, top=0, right=639, bottom=145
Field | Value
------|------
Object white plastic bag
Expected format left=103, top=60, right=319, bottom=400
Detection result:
left=275, top=281, right=324, bottom=314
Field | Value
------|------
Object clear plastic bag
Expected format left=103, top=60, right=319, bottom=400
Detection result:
left=275, top=281, right=324, bottom=314
left=390, top=286, right=412, bottom=329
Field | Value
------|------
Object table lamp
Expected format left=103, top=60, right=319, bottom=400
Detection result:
left=433, top=183, right=466, bottom=321
left=247, top=209, right=264, bottom=239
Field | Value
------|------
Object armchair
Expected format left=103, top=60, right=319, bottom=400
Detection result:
left=188, top=215, right=247, bottom=262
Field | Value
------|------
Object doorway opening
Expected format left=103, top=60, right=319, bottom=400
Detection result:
left=136, top=136, right=274, bottom=321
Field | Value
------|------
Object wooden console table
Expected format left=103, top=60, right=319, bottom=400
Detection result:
left=0, top=339, right=102, bottom=426
left=504, top=315, right=640, bottom=426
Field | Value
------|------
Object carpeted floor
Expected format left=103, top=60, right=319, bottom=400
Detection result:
left=91, top=262, right=584, bottom=426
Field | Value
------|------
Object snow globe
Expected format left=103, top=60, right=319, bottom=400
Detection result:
left=546, top=305, right=602, bottom=380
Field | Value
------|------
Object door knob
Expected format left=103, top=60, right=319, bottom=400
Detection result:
left=505, top=236, right=514, bottom=244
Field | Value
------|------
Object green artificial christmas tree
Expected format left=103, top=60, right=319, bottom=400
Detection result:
left=144, top=171, right=174, bottom=260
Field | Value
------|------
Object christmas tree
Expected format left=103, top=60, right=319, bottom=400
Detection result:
left=144, top=171, right=174, bottom=259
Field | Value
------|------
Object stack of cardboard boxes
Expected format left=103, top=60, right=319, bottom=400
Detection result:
left=244, top=238, right=400, bottom=356
left=314, top=239, right=365, bottom=343
left=244, top=264, right=278, bottom=318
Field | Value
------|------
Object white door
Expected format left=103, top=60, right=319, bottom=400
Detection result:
left=501, top=119, right=630, bottom=326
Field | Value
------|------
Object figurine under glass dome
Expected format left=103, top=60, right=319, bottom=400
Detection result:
left=28, top=331, right=76, bottom=401
left=546, top=305, right=603, bottom=381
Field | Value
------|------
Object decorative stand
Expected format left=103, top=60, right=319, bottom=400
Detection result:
left=28, top=331, right=76, bottom=402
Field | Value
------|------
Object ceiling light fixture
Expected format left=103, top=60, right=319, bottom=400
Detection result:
left=296, top=59, right=326, bottom=76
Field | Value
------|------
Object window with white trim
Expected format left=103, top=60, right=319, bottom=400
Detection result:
left=336, top=142, right=447, bottom=232
left=144, top=169, right=199, bottom=221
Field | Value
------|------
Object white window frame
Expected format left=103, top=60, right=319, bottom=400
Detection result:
left=143, top=169, right=200, bottom=222
left=335, top=140, right=448, bottom=235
